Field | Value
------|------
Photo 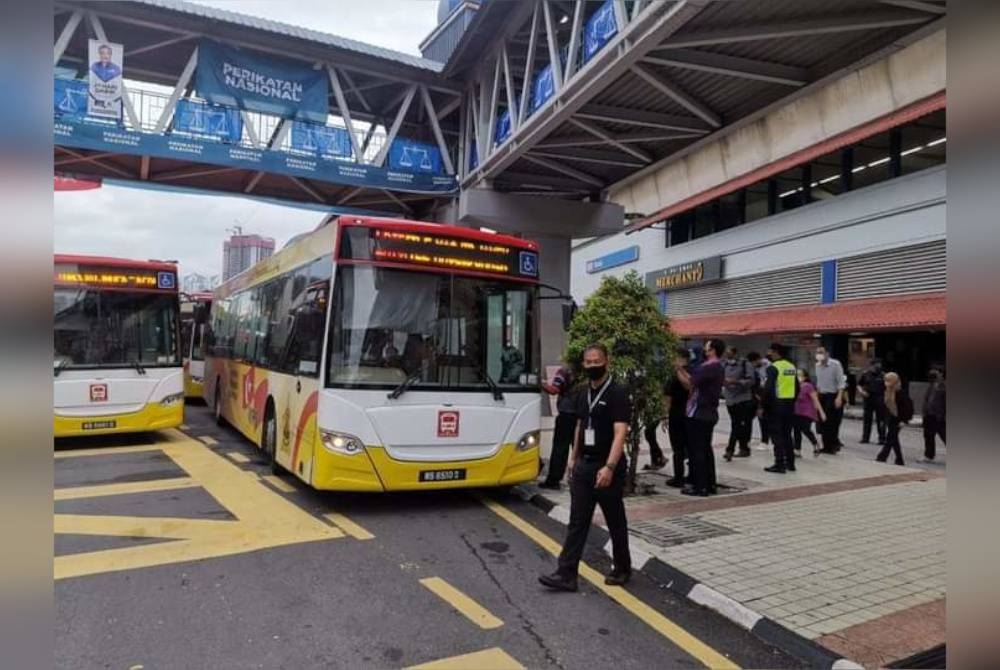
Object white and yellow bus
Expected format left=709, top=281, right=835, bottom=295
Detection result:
left=54, top=255, right=184, bottom=437
left=180, top=292, right=212, bottom=399
left=204, top=216, right=542, bottom=491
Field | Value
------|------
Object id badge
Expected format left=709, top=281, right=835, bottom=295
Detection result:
left=584, top=429, right=595, bottom=447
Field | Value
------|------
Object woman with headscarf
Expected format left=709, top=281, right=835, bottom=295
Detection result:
left=876, top=372, right=912, bottom=466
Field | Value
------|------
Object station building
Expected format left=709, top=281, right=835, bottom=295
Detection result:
left=570, top=29, right=946, bottom=398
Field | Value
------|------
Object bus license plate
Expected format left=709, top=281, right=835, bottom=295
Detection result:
left=82, top=420, right=116, bottom=430
left=419, top=469, right=466, bottom=483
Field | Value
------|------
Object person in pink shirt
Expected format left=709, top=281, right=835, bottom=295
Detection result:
left=794, top=369, right=827, bottom=457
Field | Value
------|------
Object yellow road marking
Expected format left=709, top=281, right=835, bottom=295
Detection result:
left=54, top=444, right=163, bottom=459
left=479, top=496, right=740, bottom=670
left=55, top=477, right=197, bottom=501
left=407, top=647, right=523, bottom=670
left=261, top=475, right=297, bottom=493
left=197, top=435, right=218, bottom=445
left=225, top=452, right=251, bottom=464
left=323, top=512, right=374, bottom=540
left=419, top=577, right=504, bottom=630
left=54, top=430, right=343, bottom=580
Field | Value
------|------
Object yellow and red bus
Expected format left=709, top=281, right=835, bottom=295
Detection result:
left=54, top=255, right=184, bottom=437
left=180, top=292, right=213, bottom=399
left=204, top=216, right=542, bottom=491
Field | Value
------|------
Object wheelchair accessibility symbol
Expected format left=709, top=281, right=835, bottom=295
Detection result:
left=519, top=251, right=538, bottom=277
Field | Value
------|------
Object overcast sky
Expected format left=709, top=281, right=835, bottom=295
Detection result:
left=54, top=0, right=441, bottom=279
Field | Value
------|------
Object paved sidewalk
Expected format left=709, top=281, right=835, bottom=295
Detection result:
left=532, top=417, right=946, bottom=668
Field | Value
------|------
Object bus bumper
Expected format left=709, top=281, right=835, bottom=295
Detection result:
left=54, top=402, right=184, bottom=438
left=311, top=443, right=541, bottom=492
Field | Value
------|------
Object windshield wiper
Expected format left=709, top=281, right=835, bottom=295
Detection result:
left=130, top=359, right=147, bottom=376
left=54, top=359, right=69, bottom=377
left=477, top=365, right=504, bottom=402
left=387, top=370, right=422, bottom=400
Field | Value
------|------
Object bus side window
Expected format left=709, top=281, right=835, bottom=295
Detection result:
left=280, top=263, right=328, bottom=377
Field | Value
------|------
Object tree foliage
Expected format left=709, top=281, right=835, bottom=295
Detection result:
left=565, top=271, right=676, bottom=493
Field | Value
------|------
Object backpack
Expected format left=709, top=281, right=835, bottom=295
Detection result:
left=896, top=391, right=914, bottom=423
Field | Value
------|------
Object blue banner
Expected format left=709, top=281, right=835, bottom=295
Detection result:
left=388, top=138, right=444, bottom=175
left=54, top=78, right=92, bottom=120
left=54, top=118, right=458, bottom=195
left=172, top=99, right=243, bottom=143
left=530, top=65, right=555, bottom=115
left=495, top=109, right=511, bottom=146
left=586, top=246, right=640, bottom=274
left=469, top=140, right=479, bottom=171
left=195, top=40, right=329, bottom=122
left=290, top=121, right=353, bottom=159
left=583, top=0, right=619, bottom=64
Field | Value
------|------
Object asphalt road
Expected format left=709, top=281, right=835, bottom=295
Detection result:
left=55, top=403, right=800, bottom=670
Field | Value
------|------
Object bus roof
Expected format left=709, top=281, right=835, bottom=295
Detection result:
left=55, top=254, right=179, bottom=273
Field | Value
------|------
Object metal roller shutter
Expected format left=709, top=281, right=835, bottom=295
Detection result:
left=837, top=240, right=946, bottom=300
left=666, top=264, right=821, bottom=317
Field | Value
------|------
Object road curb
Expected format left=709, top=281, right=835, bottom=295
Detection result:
left=513, top=484, right=862, bottom=670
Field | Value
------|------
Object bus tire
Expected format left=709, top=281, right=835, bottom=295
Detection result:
left=214, top=379, right=226, bottom=427
left=262, top=401, right=282, bottom=475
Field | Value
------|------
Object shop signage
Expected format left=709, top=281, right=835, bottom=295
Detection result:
left=645, top=256, right=723, bottom=291
left=586, top=246, right=639, bottom=274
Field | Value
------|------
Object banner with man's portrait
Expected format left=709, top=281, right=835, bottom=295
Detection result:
left=88, top=39, right=124, bottom=119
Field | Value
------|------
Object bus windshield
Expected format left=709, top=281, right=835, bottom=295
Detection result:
left=327, top=265, right=538, bottom=391
left=54, top=288, right=180, bottom=368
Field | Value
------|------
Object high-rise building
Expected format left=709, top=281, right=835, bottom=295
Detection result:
left=222, top=234, right=275, bottom=280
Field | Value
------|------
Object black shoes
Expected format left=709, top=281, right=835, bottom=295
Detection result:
left=604, top=570, right=631, bottom=586
left=642, top=459, right=667, bottom=471
left=764, top=465, right=786, bottom=473
left=538, top=481, right=562, bottom=491
left=664, top=477, right=685, bottom=488
left=735, top=451, right=751, bottom=458
left=539, top=572, right=578, bottom=592
left=723, top=452, right=733, bottom=462
left=680, top=486, right=709, bottom=497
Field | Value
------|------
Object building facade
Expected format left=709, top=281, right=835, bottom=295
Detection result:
left=222, top=234, right=275, bottom=281
left=571, top=30, right=946, bottom=400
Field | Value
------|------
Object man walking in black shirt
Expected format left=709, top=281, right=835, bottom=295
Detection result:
left=540, top=343, right=632, bottom=592
left=675, top=338, right=726, bottom=497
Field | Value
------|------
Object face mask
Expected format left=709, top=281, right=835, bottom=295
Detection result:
left=584, top=365, right=606, bottom=381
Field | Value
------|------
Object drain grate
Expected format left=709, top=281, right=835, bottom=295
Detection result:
left=630, top=516, right=736, bottom=548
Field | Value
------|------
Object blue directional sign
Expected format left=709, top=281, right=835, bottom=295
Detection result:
left=586, top=245, right=639, bottom=274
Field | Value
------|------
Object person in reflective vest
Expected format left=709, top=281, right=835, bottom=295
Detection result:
left=763, top=342, right=800, bottom=474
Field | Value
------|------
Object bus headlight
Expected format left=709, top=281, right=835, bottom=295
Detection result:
left=159, top=392, right=184, bottom=406
left=516, top=430, right=540, bottom=451
left=320, top=429, right=365, bottom=456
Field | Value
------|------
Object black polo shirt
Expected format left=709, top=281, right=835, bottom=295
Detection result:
left=575, top=379, right=631, bottom=461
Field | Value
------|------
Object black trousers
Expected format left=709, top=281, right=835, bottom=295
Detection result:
left=818, top=393, right=843, bottom=450
left=923, top=414, right=946, bottom=459
left=862, top=397, right=886, bottom=443
left=792, top=414, right=819, bottom=450
left=667, top=416, right=687, bottom=481
left=725, top=400, right=756, bottom=455
left=877, top=416, right=904, bottom=464
left=557, top=459, right=630, bottom=577
left=769, top=404, right=796, bottom=470
left=685, top=418, right=718, bottom=492
left=545, top=413, right=576, bottom=484
left=643, top=420, right=666, bottom=464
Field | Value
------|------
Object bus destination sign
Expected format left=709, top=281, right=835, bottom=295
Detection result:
left=339, top=226, right=539, bottom=280
left=55, top=264, right=178, bottom=291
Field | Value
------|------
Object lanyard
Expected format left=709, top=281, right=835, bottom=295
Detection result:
left=586, top=378, right=612, bottom=429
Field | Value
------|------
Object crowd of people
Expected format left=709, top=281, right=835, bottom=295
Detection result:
left=536, top=340, right=945, bottom=592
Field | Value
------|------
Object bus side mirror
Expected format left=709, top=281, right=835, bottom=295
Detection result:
left=561, top=302, right=577, bottom=332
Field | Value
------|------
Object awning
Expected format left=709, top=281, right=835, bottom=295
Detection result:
left=668, top=292, right=946, bottom=337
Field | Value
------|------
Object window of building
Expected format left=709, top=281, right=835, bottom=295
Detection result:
left=851, top=129, right=894, bottom=191
left=691, top=202, right=715, bottom=239
left=744, top=181, right=771, bottom=223
left=900, top=108, right=946, bottom=176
